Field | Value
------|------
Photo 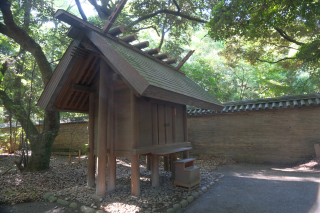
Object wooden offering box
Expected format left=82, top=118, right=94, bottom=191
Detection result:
left=174, top=158, right=200, bottom=191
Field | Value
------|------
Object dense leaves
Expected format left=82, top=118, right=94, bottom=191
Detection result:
left=206, top=0, right=320, bottom=67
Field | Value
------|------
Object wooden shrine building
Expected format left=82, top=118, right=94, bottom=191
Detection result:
left=37, top=9, right=224, bottom=196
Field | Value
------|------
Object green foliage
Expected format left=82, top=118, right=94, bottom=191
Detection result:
left=206, top=0, right=320, bottom=68
left=182, top=29, right=320, bottom=102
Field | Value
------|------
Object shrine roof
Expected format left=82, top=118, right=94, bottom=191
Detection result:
left=37, top=10, right=224, bottom=111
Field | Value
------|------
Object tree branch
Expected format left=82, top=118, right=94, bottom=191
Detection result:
left=274, top=27, right=305, bottom=45
left=130, top=25, right=160, bottom=36
left=75, top=0, right=87, bottom=21
left=0, top=0, right=52, bottom=86
left=172, top=0, right=180, bottom=12
left=158, top=18, right=168, bottom=50
left=256, top=57, right=296, bottom=63
left=130, top=9, right=207, bottom=26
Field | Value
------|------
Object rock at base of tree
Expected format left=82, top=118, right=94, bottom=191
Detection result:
left=69, top=202, right=78, bottom=208
left=43, top=193, right=53, bottom=200
left=48, top=196, right=57, bottom=202
left=80, top=205, right=96, bottom=213
left=57, top=199, right=69, bottom=205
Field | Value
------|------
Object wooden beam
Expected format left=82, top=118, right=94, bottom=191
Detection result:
left=146, top=155, right=152, bottom=171
left=86, top=61, right=100, bottom=86
left=96, top=60, right=109, bottom=196
left=131, top=91, right=139, bottom=149
left=162, top=58, right=177, bottom=64
left=131, top=142, right=191, bottom=155
left=131, top=155, right=140, bottom=196
left=79, top=93, right=89, bottom=110
left=86, top=31, right=149, bottom=96
left=71, top=84, right=93, bottom=93
left=151, top=104, right=158, bottom=146
left=164, top=156, right=169, bottom=172
left=183, top=105, right=188, bottom=142
left=81, top=56, right=99, bottom=84
left=81, top=42, right=101, bottom=54
left=183, top=150, right=189, bottom=159
left=102, top=0, right=127, bottom=34
left=108, top=81, right=116, bottom=192
left=66, top=26, right=81, bottom=39
left=132, top=41, right=149, bottom=49
left=170, top=153, right=177, bottom=180
left=172, top=107, right=176, bottom=143
left=74, top=92, right=86, bottom=108
left=120, top=34, right=138, bottom=43
left=175, top=50, right=195, bottom=70
left=152, top=154, right=159, bottom=187
left=87, top=93, right=95, bottom=187
left=54, top=9, right=101, bottom=33
left=144, top=48, right=160, bottom=55
left=154, top=53, right=169, bottom=60
left=108, top=26, right=125, bottom=36
left=113, top=73, right=122, bottom=82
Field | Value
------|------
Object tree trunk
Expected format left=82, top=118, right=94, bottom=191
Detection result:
left=25, top=111, right=60, bottom=171
left=0, top=0, right=60, bottom=172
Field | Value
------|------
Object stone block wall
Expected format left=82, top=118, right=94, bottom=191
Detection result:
left=52, top=122, right=88, bottom=152
left=188, top=107, right=320, bottom=164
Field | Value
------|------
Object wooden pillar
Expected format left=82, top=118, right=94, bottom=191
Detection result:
left=131, top=155, right=140, bottom=196
left=146, top=155, right=152, bottom=171
left=183, top=150, right=189, bottom=159
left=183, top=105, right=188, bottom=142
left=96, top=60, right=109, bottom=196
left=131, top=92, right=140, bottom=194
left=170, top=153, right=177, bottom=180
left=108, top=83, right=116, bottom=192
left=87, top=92, right=95, bottom=187
left=152, top=154, right=159, bottom=187
left=164, top=156, right=169, bottom=171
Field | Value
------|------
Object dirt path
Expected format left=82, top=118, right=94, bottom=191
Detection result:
left=184, top=163, right=320, bottom=213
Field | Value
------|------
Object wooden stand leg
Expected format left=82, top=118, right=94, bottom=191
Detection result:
left=152, top=154, right=159, bottom=187
left=170, top=153, right=177, bottom=180
left=164, top=156, right=169, bottom=171
left=108, top=155, right=116, bottom=192
left=183, top=150, right=189, bottom=159
left=131, top=155, right=140, bottom=196
left=146, top=155, right=152, bottom=171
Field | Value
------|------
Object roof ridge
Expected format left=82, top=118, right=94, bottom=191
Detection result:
left=223, top=93, right=320, bottom=105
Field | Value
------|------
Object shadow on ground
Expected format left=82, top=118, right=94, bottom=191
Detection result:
left=184, top=162, right=320, bottom=213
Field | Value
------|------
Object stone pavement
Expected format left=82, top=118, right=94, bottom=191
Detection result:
left=184, top=163, right=320, bottom=213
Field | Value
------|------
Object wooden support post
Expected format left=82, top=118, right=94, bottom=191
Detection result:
left=131, top=91, right=140, bottom=193
left=96, top=60, right=109, bottom=196
left=78, top=150, right=81, bottom=163
left=68, top=153, right=72, bottom=164
left=152, top=154, right=159, bottom=187
left=170, top=153, right=177, bottom=180
left=146, top=155, right=152, bottom=171
left=164, top=156, right=169, bottom=172
left=183, top=150, right=189, bottom=159
left=87, top=93, right=95, bottom=187
left=131, top=155, right=140, bottom=196
left=108, top=83, right=116, bottom=192
left=183, top=105, right=188, bottom=142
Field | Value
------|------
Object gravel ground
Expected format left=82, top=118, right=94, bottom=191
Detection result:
left=184, top=161, right=320, bottom=213
left=0, top=153, right=229, bottom=212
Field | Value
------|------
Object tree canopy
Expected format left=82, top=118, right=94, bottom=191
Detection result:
left=206, top=0, right=320, bottom=68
